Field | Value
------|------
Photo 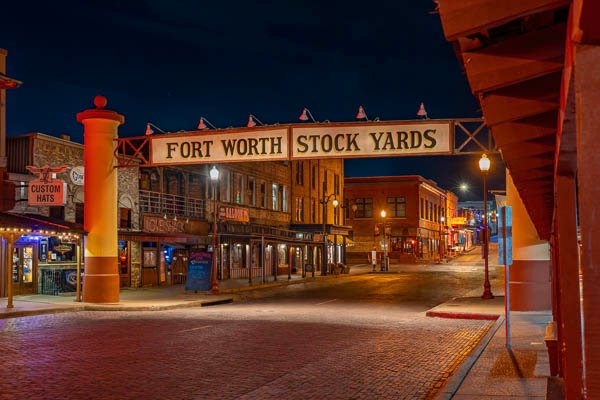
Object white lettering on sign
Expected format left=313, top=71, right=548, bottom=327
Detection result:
left=151, top=128, right=289, bottom=165
left=291, top=122, right=451, bottom=159
left=28, top=179, right=67, bottom=206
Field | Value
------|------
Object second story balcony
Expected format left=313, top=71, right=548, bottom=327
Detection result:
left=139, top=190, right=206, bottom=220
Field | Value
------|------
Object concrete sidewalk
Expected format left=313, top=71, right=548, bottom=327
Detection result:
left=428, top=274, right=554, bottom=399
left=0, top=264, right=373, bottom=318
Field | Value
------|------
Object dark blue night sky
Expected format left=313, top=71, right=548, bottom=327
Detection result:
left=1, top=0, right=504, bottom=199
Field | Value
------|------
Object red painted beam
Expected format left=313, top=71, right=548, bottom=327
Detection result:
left=481, top=72, right=561, bottom=126
left=492, top=111, right=557, bottom=147
left=438, top=0, right=570, bottom=40
left=463, top=23, right=566, bottom=94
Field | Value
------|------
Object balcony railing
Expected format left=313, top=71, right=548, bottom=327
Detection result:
left=139, top=190, right=206, bottom=220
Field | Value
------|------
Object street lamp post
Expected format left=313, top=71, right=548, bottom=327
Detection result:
left=380, top=210, right=388, bottom=272
left=440, top=216, right=445, bottom=262
left=209, top=166, right=220, bottom=294
left=479, top=154, right=494, bottom=299
left=320, top=184, right=338, bottom=276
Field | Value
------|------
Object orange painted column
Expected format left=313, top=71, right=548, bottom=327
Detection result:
left=77, top=96, right=124, bottom=303
left=506, top=170, right=551, bottom=311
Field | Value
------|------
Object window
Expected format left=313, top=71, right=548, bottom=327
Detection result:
left=312, top=164, right=317, bottom=189
left=387, top=197, right=406, bottom=217
left=296, top=162, right=304, bottom=185
left=272, top=183, right=279, bottom=210
left=295, top=197, right=304, bottom=222
left=355, top=198, right=373, bottom=218
left=429, top=202, right=433, bottom=221
left=233, top=174, right=244, bottom=204
left=75, top=203, right=84, bottom=225
left=220, top=170, right=231, bottom=203
left=248, top=177, right=256, bottom=207
left=334, top=174, right=340, bottom=195
left=425, top=200, right=429, bottom=220
left=119, top=208, right=132, bottom=229
left=420, top=198, right=424, bottom=219
left=259, top=181, right=267, bottom=208
left=49, top=206, right=64, bottom=220
left=282, top=186, right=289, bottom=212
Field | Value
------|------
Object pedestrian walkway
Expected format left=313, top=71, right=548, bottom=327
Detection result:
left=428, top=272, right=554, bottom=399
left=0, top=264, right=373, bottom=319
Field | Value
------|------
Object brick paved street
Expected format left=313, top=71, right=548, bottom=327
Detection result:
left=0, top=265, right=494, bottom=400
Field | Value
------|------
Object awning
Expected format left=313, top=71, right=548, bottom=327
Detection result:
left=0, top=212, right=86, bottom=236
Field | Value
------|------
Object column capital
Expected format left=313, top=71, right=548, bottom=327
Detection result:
left=77, top=95, right=124, bottom=125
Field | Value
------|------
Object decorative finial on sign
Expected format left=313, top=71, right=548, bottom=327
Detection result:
left=94, top=95, right=108, bottom=109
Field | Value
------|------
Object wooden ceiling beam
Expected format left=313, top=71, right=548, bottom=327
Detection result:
left=438, top=0, right=569, bottom=40
left=480, top=72, right=561, bottom=126
left=463, top=23, right=566, bottom=93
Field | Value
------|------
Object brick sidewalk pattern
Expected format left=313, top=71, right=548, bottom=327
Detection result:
left=0, top=310, right=492, bottom=400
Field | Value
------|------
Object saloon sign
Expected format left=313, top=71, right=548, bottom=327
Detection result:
left=149, top=121, right=452, bottom=165
left=26, top=165, right=68, bottom=206
left=219, top=206, right=250, bottom=223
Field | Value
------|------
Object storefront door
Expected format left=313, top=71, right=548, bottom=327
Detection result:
left=12, top=245, right=36, bottom=295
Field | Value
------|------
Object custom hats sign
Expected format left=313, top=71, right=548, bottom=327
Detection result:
left=26, top=165, right=68, bottom=206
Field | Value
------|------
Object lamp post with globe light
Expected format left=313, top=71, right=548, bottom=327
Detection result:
left=320, top=183, right=339, bottom=276
left=209, top=166, right=220, bottom=294
left=380, top=210, right=389, bottom=272
left=479, top=154, right=494, bottom=299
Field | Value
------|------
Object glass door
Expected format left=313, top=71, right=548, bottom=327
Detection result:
left=12, top=245, right=35, bottom=295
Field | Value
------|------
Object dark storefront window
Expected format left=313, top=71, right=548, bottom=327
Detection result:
left=355, top=198, right=373, bottom=218
left=387, top=197, right=406, bottom=217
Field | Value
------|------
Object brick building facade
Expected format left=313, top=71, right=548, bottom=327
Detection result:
left=344, top=176, right=457, bottom=263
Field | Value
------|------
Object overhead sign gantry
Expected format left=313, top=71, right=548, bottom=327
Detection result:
left=115, top=118, right=494, bottom=167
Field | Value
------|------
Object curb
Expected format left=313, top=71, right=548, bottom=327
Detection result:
left=433, top=316, right=505, bottom=400
left=425, top=311, right=500, bottom=320
left=83, top=297, right=234, bottom=312
left=0, top=305, right=86, bottom=319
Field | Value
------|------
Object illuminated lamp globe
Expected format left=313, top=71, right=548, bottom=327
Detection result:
left=210, top=166, right=220, bottom=181
left=479, top=154, right=491, bottom=173
left=380, top=210, right=387, bottom=218
left=332, top=198, right=339, bottom=208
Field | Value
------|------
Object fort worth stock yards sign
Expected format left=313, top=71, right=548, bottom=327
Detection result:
left=150, top=121, right=452, bottom=165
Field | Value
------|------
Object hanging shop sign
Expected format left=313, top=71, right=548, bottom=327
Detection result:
left=291, top=122, right=451, bottom=159
left=219, top=206, right=250, bottom=223
left=26, top=165, right=68, bottom=206
left=151, top=128, right=289, bottom=165
left=69, top=166, right=84, bottom=185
